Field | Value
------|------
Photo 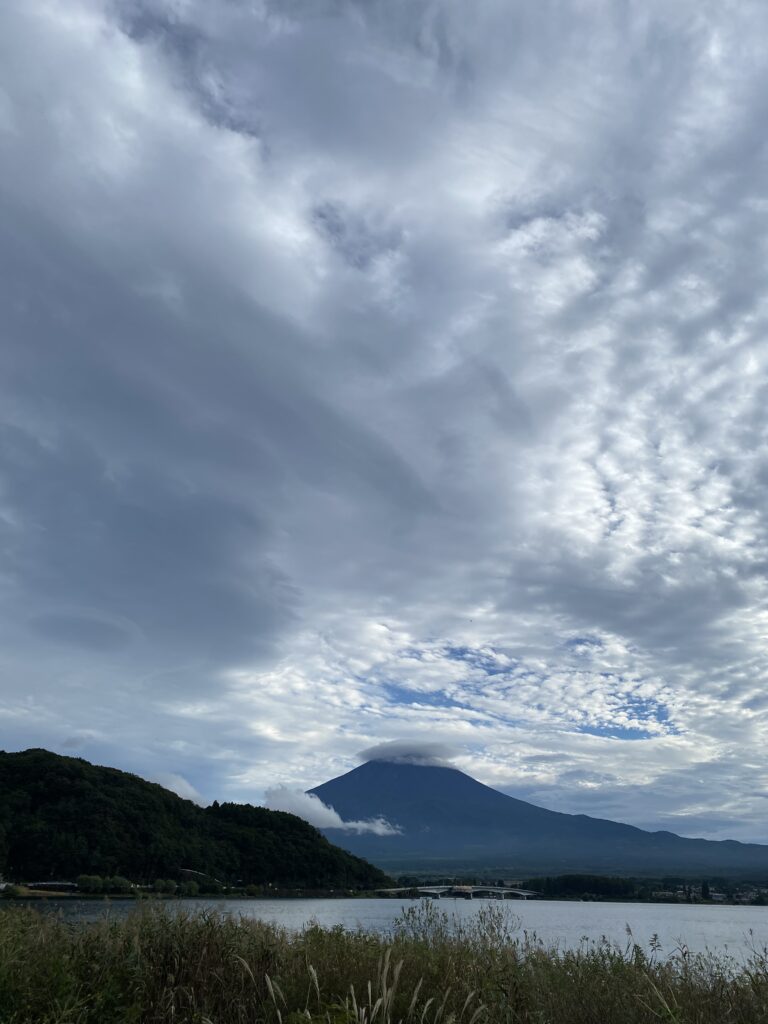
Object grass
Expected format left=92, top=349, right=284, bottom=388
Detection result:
left=1, top=900, right=767, bottom=1023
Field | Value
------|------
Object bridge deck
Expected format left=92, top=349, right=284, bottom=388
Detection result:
left=377, top=885, right=539, bottom=898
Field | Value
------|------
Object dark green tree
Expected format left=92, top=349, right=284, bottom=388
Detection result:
left=0, top=749, right=390, bottom=890
left=76, top=874, right=103, bottom=893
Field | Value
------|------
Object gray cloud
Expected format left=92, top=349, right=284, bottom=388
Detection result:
left=1, top=0, right=768, bottom=841
left=358, top=740, right=460, bottom=767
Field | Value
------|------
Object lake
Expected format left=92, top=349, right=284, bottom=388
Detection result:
left=10, top=896, right=768, bottom=960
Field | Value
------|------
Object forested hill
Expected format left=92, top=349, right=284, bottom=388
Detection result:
left=0, top=749, right=390, bottom=888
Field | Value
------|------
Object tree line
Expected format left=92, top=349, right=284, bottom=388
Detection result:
left=0, top=749, right=390, bottom=890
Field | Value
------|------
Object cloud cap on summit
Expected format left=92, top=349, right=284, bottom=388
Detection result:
left=358, top=741, right=460, bottom=767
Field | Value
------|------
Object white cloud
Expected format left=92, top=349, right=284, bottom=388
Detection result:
left=154, top=772, right=206, bottom=805
left=0, top=0, right=768, bottom=844
left=263, top=786, right=400, bottom=836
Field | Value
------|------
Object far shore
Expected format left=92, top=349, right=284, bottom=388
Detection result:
left=3, top=888, right=766, bottom=907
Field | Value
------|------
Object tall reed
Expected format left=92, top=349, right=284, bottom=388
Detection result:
left=0, top=901, right=766, bottom=1023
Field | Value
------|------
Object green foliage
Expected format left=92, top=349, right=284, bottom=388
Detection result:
left=77, top=874, right=104, bottom=893
left=0, top=748, right=390, bottom=889
left=524, top=874, right=637, bottom=898
left=0, top=902, right=767, bottom=1024
left=106, top=876, right=132, bottom=894
left=179, top=880, right=199, bottom=897
left=199, top=878, right=224, bottom=895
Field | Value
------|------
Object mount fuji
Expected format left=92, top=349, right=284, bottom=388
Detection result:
left=310, top=759, right=768, bottom=877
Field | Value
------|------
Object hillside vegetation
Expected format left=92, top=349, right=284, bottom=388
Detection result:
left=0, top=749, right=389, bottom=888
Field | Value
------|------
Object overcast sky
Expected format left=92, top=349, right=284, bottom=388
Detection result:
left=2, top=0, right=768, bottom=842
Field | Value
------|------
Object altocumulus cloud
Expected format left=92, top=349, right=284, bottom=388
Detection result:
left=1, top=0, right=768, bottom=841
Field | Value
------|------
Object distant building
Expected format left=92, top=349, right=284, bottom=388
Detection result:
left=734, top=891, right=756, bottom=904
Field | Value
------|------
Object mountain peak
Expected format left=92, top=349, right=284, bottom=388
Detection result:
left=310, top=758, right=768, bottom=877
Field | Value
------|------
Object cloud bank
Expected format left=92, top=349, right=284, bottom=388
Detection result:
left=1, top=0, right=768, bottom=841
left=264, top=787, right=400, bottom=836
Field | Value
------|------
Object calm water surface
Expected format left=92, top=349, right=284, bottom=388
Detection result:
left=11, top=897, right=768, bottom=960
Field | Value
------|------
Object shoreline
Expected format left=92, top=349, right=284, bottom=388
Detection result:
left=3, top=891, right=766, bottom=908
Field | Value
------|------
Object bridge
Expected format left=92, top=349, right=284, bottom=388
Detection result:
left=377, top=885, right=539, bottom=900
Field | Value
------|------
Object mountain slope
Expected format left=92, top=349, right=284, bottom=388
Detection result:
left=0, top=749, right=390, bottom=888
left=310, top=760, right=768, bottom=877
